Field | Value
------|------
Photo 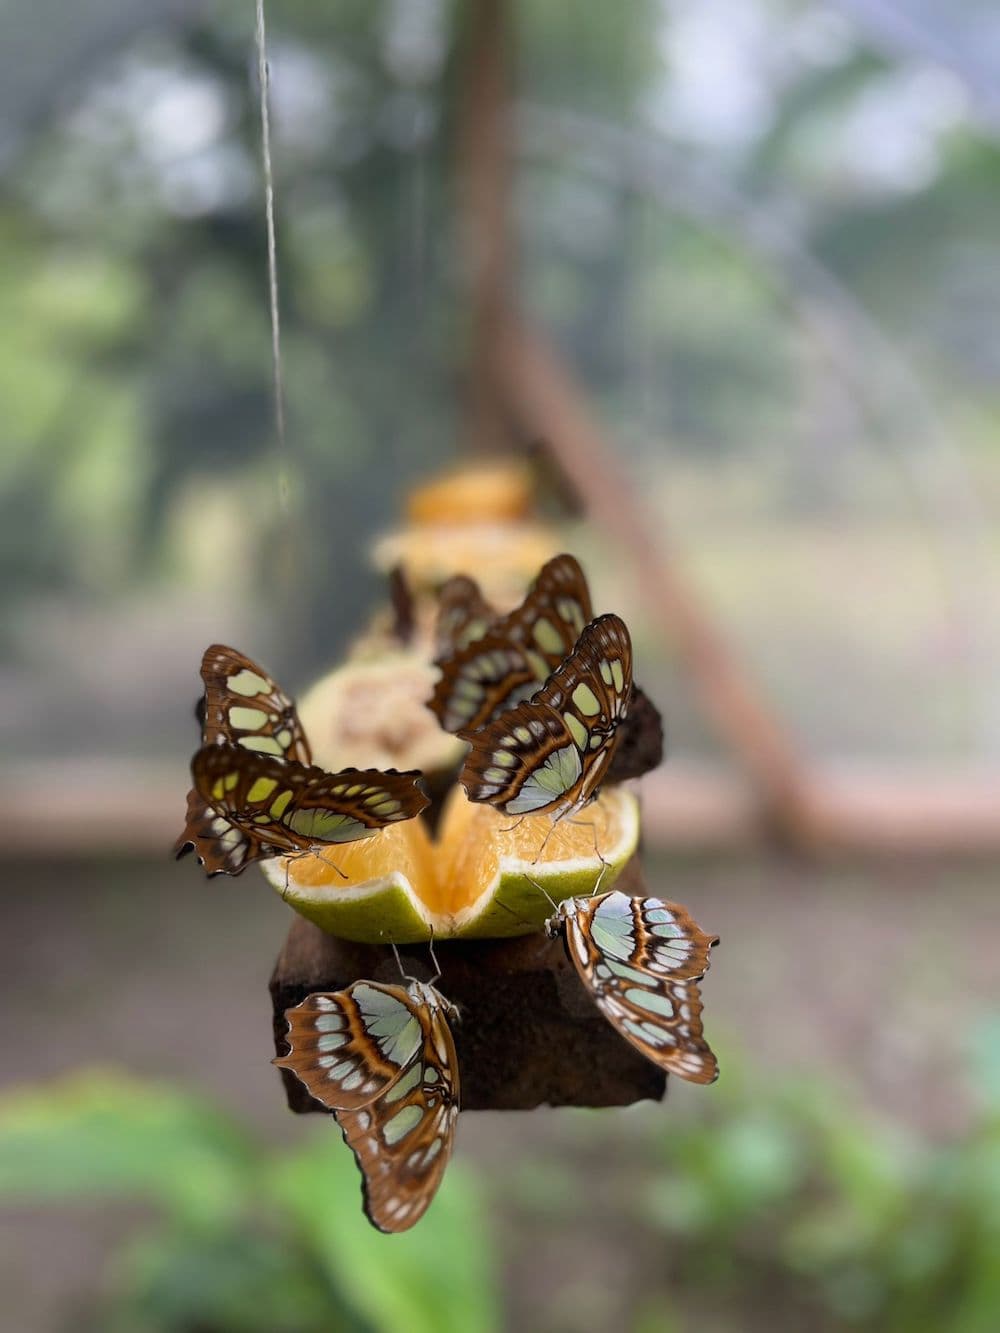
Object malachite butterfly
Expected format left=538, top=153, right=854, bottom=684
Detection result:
left=548, top=890, right=719, bottom=1085
left=175, top=644, right=428, bottom=875
left=429, top=555, right=662, bottom=783
left=429, top=553, right=591, bottom=738
left=275, top=980, right=460, bottom=1233
left=459, top=612, right=633, bottom=821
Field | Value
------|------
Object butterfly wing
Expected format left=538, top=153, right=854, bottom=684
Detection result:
left=434, top=575, right=497, bottom=657
left=275, top=982, right=437, bottom=1110
left=428, top=554, right=593, bottom=736
left=460, top=614, right=632, bottom=818
left=338, top=996, right=459, bottom=1232
left=276, top=982, right=460, bottom=1234
left=190, top=745, right=429, bottom=858
left=559, top=891, right=719, bottom=1085
left=176, top=645, right=311, bottom=874
left=200, top=644, right=312, bottom=761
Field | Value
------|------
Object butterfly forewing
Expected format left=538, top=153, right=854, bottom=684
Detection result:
left=429, top=554, right=593, bottom=736
left=556, top=891, right=719, bottom=1085
left=275, top=981, right=460, bottom=1234
left=275, top=982, right=433, bottom=1110
left=200, top=644, right=312, bottom=762
left=175, top=645, right=312, bottom=873
left=190, top=745, right=429, bottom=857
left=434, top=575, right=497, bottom=658
left=460, top=613, right=633, bottom=819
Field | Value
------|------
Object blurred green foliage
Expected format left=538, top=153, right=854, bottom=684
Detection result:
left=4, top=0, right=1000, bottom=674
left=0, top=1070, right=497, bottom=1333
left=4, top=1031, right=1000, bottom=1331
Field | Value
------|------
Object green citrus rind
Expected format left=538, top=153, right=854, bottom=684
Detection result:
left=259, top=789, right=640, bottom=943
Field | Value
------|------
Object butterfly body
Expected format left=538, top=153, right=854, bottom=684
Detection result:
left=549, top=890, right=719, bottom=1085
left=275, top=979, right=460, bottom=1233
left=460, top=613, right=633, bottom=821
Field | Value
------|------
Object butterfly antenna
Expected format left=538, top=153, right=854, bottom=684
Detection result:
left=524, top=870, right=559, bottom=915
left=390, top=940, right=418, bottom=986
left=491, top=895, right=537, bottom=931
left=569, top=816, right=610, bottom=897
left=427, top=931, right=442, bottom=987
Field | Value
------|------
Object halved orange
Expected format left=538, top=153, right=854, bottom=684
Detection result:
left=259, top=785, right=639, bottom=943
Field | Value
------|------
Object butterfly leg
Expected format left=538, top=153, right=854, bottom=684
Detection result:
left=498, top=815, right=526, bottom=836
left=529, top=812, right=566, bottom=867
left=310, top=848, right=349, bottom=881
left=567, top=816, right=611, bottom=897
left=426, top=931, right=442, bottom=987
left=390, top=940, right=420, bottom=986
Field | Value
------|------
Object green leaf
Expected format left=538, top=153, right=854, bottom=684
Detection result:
left=0, top=1069, right=257, bottom=1227
left=270, top=1126, right=499, bottom=1333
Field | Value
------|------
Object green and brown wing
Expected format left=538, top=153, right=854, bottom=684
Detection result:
left=559, top=891, right=719, bottom=1085
left=428, top=554, right=593, bottom=737
left=189, top=745, right=429, bottom=861
left=276, top=981, right=460, bottom=1233
left=176, top=644, right=311, bottom=874
left=434, top=575, right=497, bottom=657
left=460, top=613, right=632, bottom=818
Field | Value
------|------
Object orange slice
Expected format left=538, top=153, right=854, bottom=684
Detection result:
left=259, top=785, right=639, bottom=943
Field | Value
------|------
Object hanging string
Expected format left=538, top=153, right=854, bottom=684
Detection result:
left=254, top=0, right=289, bottom=509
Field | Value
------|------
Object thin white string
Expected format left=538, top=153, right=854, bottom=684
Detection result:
left=254, top=0, right=288, bottom=504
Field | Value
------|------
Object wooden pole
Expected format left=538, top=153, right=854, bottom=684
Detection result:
left=496, top=314, right=824, bottom=845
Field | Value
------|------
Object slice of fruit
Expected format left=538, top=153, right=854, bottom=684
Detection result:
left=259, top=785, right=639, bottom=943
left=405, top=460, right=534, bottom=525
left=296, top=651, right=465, bottom=777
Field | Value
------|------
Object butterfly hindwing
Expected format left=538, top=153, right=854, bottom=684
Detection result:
left=175, top=645, right=311, bottom=874
left=429, top=554, right=593, bottom=736
left=190, top=745, right=429, bottom=858
left=460, top=613, right=633, bottom=819
left=175, top=785, right=266, bottom=876
left=275, top=981, right=460, bottom=1233
left=555, top=891, right=719, bottom=1085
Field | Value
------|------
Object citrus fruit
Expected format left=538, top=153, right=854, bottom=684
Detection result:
left=259, top=784, right=639, bottom=943
left=296, top=651, right=465, bottom=776
left=405, top=460, right=534, bottom=525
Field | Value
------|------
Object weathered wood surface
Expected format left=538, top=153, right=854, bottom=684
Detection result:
left=269, top=867, right=667, bottom=1113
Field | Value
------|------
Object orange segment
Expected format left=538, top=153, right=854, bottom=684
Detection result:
left=285, top=815, right=437, bottom=894
left=263, top=785, right=640, bottom=941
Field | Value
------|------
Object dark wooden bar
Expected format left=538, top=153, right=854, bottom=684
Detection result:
left=270, top=912, right=666, bottom=1113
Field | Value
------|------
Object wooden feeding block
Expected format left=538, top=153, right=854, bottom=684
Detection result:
left=270, top=861, right=667, bottom=1112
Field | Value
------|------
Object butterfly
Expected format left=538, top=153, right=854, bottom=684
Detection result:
left=175, top=644, right=428, bottom=875
left=547, top=890, right=719, bottom=1084
left=430, top=555, right=662, bottom=782
left=429, top=554, right=592, bottom=737
left=460, top=612, right=632, bottom=820
left=274, top=980, right=460, bottom=1233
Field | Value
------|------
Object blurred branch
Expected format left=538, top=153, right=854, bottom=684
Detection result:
left=516, top=104, right=1000, bottom=756
left=496, top=314, right=821, bottom=844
